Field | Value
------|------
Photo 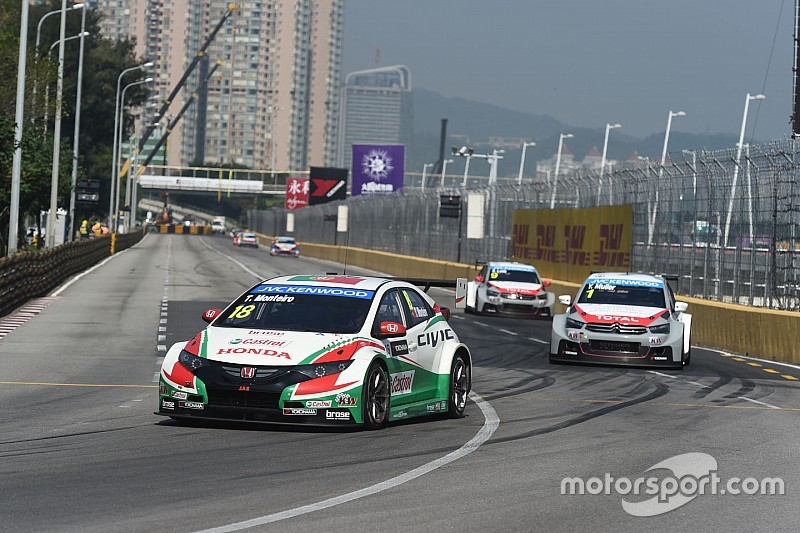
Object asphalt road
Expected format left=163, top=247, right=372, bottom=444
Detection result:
left=0, top=234, right=797, bottom=532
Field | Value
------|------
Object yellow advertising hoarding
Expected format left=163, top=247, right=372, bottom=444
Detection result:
left=510, top=205, right=633, bottom=284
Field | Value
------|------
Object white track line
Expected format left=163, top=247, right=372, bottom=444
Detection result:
left=527, top=337, right=549, bottom=345
left=647, top=370, right=782, bottom=409
left=499, top=329, right=517, bottom=336
left=737, top=396, right=780, bottom=409
left=51, top=234, right=147, bottom=297
left=198, top=237, right=264, bottom=280
left=702, top=347, right=800, bottom=372
left=194, top=392, right=499, bottom=533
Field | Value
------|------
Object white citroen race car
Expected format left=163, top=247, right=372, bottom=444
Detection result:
left=550, top=272, right=692, bottom=368
left=466, top=261, right=554, bottom=317
left=157, top=275, right=471, bottom=428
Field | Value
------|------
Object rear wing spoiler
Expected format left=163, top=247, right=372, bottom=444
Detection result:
left=391, top=277, right=468, bottom=309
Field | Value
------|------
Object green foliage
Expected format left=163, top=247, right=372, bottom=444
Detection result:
left=1, top=0, right=151, bottom=251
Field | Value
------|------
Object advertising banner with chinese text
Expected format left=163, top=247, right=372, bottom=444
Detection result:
left=510, top=205, right=633, bottom=284
left=284, top=178, right=309, bottom=210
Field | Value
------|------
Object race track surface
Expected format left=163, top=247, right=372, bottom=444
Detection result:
left=0, top=234, right=796, bottom=532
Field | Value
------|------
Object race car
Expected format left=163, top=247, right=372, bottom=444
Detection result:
left=156, top=275, right=471, bottom=428
left=270, top=236, right=300, bottom=257
left=234, top=231, right=258, bottom=248
left=550, top=272, right=692, bottom=368
left=465, top=261, right=554, bottom=317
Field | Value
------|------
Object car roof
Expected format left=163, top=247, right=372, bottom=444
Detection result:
left=584, top=272, right=664, bottom=283
left=259, top=275, right=406, bottom=292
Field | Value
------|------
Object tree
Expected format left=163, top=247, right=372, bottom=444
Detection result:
left=0, top=1, right=150, bottom=252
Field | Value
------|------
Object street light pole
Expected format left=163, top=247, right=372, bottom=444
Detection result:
left=723, top=93, right=765, bottom=248
left=117, top=77, right=153, bottom=232
left=8, top=1, right=30, bottom=254
left=517, top=141, right=536, bottom=185
left=550, top=133, right=573, bottom=209
left=68, top=6, right=88, bottom=240
left=33, top=3, right=84, bottom=123
left=598, top=123, right=621, bottom=203
left=648, top=110, right=685, bottom=245
left=45, top=0, right=69, bottom=248
left=109, top=62, right=153, bottom=230
left=440, top=158, right=453, bottom=188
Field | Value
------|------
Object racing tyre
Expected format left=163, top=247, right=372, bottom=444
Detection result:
left=362, top=362, right=390, bottom=430
left=448, top=353, right=471, bottom=418
left=683, top=336, right=692, bottom=366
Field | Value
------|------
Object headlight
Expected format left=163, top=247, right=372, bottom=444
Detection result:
left=649, top=323, right=670, bottom=334
left=487, top=290, right=501, bottom=298
left=178, top=350, right=211, bottom=372
left=565, top=317, right=585, bottom=329
left=295, top=360, right=354, bottom=379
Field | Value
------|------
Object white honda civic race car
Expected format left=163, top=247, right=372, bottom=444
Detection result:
left=157, top=275, right=471, bottom=428
left=465, top=261, right=554, bottom=317
left=550, top=272, right=692, bottom=368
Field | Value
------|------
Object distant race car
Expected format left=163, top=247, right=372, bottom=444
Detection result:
left=550, top=272, right=692, bottom=368
left=234, top=232, right=258, bottom=248
left=270, top=236, right=300, bottom=257
left=466, top=261, right=554, bottom=317
left=156, top=275, right=471, bottom=428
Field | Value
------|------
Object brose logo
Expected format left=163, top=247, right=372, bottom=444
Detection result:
left=390, top=370, right=415, bottom=395
left=326, top=410, right=350, bottom=420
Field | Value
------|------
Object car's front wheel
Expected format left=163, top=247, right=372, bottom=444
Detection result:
left=362, top=362, right=390, bottom=430
left=448, top=353, right=471, bottom=418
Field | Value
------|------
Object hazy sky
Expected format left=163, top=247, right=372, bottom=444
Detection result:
left=343, top=0, right=793, bottom=140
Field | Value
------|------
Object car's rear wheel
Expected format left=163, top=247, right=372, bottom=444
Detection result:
left=448, top=353, right=471, bottom=418
left=362, top=362, right=389, bottom=430
left=683, top=335, right=692, bottom=366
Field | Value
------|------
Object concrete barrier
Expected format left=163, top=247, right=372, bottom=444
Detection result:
left=262, top=233, right=800, bottom=365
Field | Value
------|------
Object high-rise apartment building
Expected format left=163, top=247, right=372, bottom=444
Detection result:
left=338, top=65, right=413, bottom=169
left=95, top=0, right=344, bottom=171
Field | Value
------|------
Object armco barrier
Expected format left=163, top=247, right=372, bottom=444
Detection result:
left=0, top=230, right=145, bottom=318
left=264, top=234, right=800, bottom=365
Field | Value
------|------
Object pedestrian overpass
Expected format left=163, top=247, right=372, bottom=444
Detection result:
left=137, top=165, right=305, bottom=197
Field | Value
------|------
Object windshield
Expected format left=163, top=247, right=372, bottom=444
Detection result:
left=277, top=237, right=295, bottom=243
left=489, top=268, right=540, bottom=284
left=577, top=279, right=665, bottom=308
left=215, top=285, right=374, bottom=334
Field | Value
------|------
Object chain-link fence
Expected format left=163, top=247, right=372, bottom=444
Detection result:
left=249, top=138, right=800, bottom=310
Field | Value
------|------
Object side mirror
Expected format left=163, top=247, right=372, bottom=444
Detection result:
left=474, top=275, right=484, bottom=283
left=379, top=321, right=406, bottom=338
left=202, top=308, right=223, bottom=323
left=674, top=301, right=688, bottom=313
left=558, top=295, right=572, bottom=306
left=543, top=280, right=552, bottom=287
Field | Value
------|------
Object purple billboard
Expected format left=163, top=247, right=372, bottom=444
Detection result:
left=351, top=144, right=405, bottom=196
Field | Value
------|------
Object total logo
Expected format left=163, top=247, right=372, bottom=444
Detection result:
left=390, top=370, right=415, bottom=396
left=326, top=410, right=350, bottom=420
left=597, top=315, right=641, bottom=323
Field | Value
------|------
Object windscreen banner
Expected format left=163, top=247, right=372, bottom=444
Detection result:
left=308, top=167, right=348, bottom=205
left=284, top=177, right=309, bottom=210
left=510, top=205, right=633, bottom=284
left=351, top=144, right=405, bottom=196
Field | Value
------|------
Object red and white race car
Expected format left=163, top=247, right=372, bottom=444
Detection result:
left=466, top=261, right=554, bottom=317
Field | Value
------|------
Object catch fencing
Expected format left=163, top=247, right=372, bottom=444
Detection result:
left=249, top=138, right=800, bottom=310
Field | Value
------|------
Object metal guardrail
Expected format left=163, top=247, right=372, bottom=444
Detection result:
left=249, top=138, right=800, bottom=311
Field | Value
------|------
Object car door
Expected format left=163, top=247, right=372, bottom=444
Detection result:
left=372, top=289, right=417, bottom=407
left=398, top=287, right=444, bottom=401
left=475, top=264, right=489, bottom=310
